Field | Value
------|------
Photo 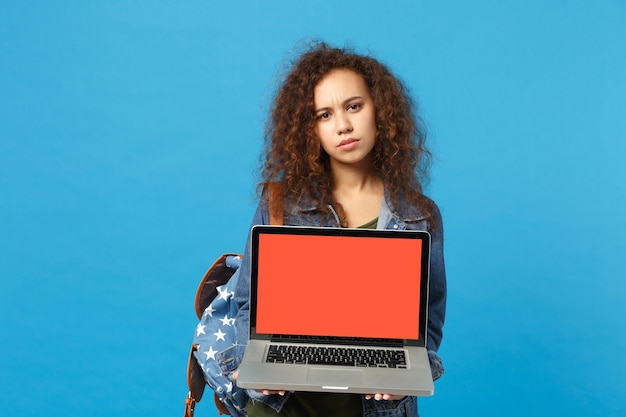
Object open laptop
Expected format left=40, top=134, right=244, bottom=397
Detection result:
left=236, top=225, right=434, bottom=396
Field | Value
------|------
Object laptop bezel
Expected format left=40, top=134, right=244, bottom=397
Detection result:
left=248, top=225, right=431, bottom=348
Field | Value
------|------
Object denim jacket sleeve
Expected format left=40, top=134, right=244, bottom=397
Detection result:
left=423, top=203, right=446, bottom=381
left=425, top=203, right=446, bottom=350
left=233, top=203, right=265, bottom=350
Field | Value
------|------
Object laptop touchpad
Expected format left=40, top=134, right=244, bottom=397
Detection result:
left=307, top=368, right=364, bottom=386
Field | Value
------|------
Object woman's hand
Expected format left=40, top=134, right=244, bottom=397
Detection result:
left=364, top=393, right=406, bottom=401
left=258, top=389, right=287, bottom=396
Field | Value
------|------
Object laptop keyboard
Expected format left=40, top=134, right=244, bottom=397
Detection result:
left=266, top=344, right=407, bottom=368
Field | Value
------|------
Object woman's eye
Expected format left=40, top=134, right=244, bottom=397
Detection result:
left=318, top=112, right=331, bottom=120
left=348, top=103, right=362, bottom=111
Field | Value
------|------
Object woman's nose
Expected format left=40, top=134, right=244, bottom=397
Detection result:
left=336, top=113, right=353, bottom=134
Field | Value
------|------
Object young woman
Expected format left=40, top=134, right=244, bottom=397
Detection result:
left=220, top=42, right=446, bottom=417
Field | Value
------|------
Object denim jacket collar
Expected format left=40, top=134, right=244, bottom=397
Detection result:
left=288, top=187, right=428, bottom=229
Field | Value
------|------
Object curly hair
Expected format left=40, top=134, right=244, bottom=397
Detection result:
left=259, top=41, right=434, bottom=223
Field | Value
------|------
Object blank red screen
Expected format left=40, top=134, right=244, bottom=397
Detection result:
left=255, top=233, right=422, bottom=340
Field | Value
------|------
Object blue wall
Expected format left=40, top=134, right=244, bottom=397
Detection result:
left=1, top=1, right=624, bottom=416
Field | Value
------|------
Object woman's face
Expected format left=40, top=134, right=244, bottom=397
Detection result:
left=313, top=69, right=377, bottom=170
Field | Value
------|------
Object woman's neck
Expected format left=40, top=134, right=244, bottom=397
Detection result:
left=330, top=160, right=384, bottom=227
left=329, top=158, right=381, bottom=193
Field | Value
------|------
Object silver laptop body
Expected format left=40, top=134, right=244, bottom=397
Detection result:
left=236, top=225, right=434, bottom=396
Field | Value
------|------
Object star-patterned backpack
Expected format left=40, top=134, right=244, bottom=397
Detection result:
left=184, top=183, right=283, bottom=417
left=185, top=253, right=246, bottom=416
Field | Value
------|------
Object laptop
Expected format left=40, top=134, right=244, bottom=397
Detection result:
left=236, top=225, right=434, bottom=396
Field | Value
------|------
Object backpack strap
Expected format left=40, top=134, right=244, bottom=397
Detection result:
left=268, top=182, right=284, bottom=225
left=185, top=344, right=205, bottom=417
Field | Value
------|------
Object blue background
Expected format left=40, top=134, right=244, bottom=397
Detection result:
left=1, top=1, right=625, bottom=416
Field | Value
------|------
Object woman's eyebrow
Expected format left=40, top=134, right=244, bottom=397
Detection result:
left=315, top=96, right=363, bottom=113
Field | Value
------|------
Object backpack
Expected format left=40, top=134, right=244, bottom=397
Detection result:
left=184, top=184, right=283, bottom=417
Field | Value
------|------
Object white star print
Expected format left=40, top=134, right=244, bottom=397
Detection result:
left=203, top=346, right=217, bottom=360
left=220, top=315, right=233, bottom=326
left=204, top=305, right=216, bottom=317
left=214, top=329, right=226, bottom=341
left=225, top=381, right=233, bottom=393
left=196, top=324, right=206, bottom=336
left=217, top=286, right=232, bottom=302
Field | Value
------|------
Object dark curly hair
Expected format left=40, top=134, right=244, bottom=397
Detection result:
left=259, top=41, right=434, bottom=224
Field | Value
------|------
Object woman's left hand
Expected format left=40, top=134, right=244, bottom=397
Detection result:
left=364, top=393, right=406, bottom=401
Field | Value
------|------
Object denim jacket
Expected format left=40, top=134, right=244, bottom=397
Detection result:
left=217, top=188, right=446, bottom=417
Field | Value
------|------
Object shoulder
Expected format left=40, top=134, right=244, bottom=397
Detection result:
left=385, top=190, right=440, bottom=221
left=250, top=198, right=271, bottom=226
left=383, top=191, right=443, bottom=237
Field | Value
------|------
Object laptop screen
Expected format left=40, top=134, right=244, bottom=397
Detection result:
left=250, top=226, right=430, bottom=342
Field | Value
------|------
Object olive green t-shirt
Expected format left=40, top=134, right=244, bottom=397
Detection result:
left=358, top=217, right=379, bottom=229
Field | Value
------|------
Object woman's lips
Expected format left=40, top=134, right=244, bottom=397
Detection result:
left=338, top=138, right=359, bottom=150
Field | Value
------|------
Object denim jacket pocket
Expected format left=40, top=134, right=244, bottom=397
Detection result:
left=216, top=344, right=246, bottom=381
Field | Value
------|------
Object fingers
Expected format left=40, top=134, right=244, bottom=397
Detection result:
left=256, top=389, right=286, bottom=396
left=364, top=394, right=405, bottom=401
